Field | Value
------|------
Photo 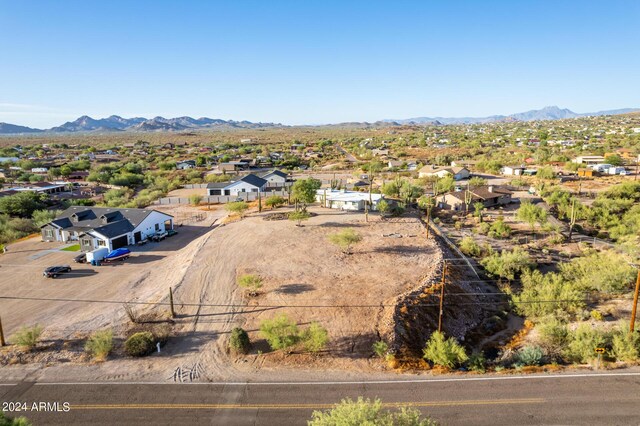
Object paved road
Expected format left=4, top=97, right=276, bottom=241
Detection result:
left=1, top=372, right=639, bottom=425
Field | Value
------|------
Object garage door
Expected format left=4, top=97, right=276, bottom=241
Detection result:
left=111, top=235, right=128, bottom=250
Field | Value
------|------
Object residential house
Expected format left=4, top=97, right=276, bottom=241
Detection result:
left=500, top=166, right=526, bottom=176
left=206, top=174, right=268, bottom=196
left=316, top=189, right=384, bottom=211
left=387, top=160, right=404, bottom=169
left=259, top=169, right=290, bottom=187
left=418, top=165, right=470, bottom=180
left=31, top=167, right=48, bottom=174
left=217, top=161, right=249, bottom=173
left=41, top=206, right=173, bottom=252
left=176, top=160, right=197, bottom=170
left=439, top=186, right=513, bottom=211
left=572, top=155, right=606, bottom=165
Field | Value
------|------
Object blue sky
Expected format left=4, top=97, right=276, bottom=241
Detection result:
left=1, top=0, right=639, bottom=127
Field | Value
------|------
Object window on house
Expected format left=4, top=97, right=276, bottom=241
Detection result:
left=45, top=229, right=53, bottom=237
left=97, top=240, right=106, bottom=247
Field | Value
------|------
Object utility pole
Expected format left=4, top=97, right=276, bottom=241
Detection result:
left=630, top=268, right=640, bottom=333
left=169, top=287, right=176, bottom=319
left=0, top=316, right=5, bottom=346
left=438, top=261, right=447, bottom=333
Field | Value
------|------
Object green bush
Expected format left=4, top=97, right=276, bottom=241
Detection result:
left=516, top=345, right=544, bottom=366
left=513, top=270, right=583, bottom=318
left=124, top=331, right=155, bottom=357
left=265, top=195, right=286, bottom=209
left=229, top=327, right=251, bottom=354
left=564, top=324, right=608, bottom=364
left=590, top=310, right=604, bottom=321
left=480, top=248, right=532, bottom=281
left=372, top=340, right=389, bottom=358
left=259, top=314, right=300, bottom=351
left=459, top=236, right=481, bottom=257
left=611, top=328, right=640, bottom=362
left=309, top=397, right=437, bottom=426
left=84, top=329, right=114, bottom=361
left=12, top=324, right=43, bottom=351
left=423, top=331, right=468, bottom=368
left=467, top=352, right=486, bottom=373
left=488, top=218, right=512, bottom=239
left=301, top=322, right=329, bottom=353
left=237, top=274, right=262, bottom=296
left=0, top=412, right=31, bottom=426
left=537, top=317, right=569, bottom=351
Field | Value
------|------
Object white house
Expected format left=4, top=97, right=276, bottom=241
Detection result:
left=418, top=165, right=470, bottom=180
left=176, top=160, right=196, bottom=170
left=501, top=166, right=526, bottom=176
left=206, top=173, right=268, bottom=196
left=572, top=155, right=606, bottom=165
left=41, top=207, right=174, bottom=252
left=259, top=169, right=289, bottom=186
left=31, top=167, right=48, bottom=174
left=316, top=189, right=384, bottom=211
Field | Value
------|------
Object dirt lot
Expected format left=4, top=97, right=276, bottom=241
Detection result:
left=0, top=205, right=443, bottom=382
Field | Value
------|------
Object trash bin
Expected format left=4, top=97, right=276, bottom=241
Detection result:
left=90, top=259, right=96, bottom=266
left=95, top=259, right=101, bottom=267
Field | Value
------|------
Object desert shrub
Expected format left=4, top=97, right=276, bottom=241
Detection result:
left=11, top=324, right=43, bottom=351
left=226, top=201, right=249, bottom=218
left=480, top=248, right=532, bottom=281
left=205, top=173, right=231, bottom=183
left=229, top=327, right=251, bottom=354
left=423, top=331, right=468, bottom=368
left=309, top=397, right=437, bottom=426
left=265, top=195, right=286, bottom=209
left=260, top=314, right=300, bottom=351
left=372, top=340, right=389, bottom=358
left=189, top=194, right=202, bottom=206
left=488, top=218, right=512, bottom=239
left=328, top=228, right=362, bottom=254
left=84, top=329, right=114, bottom=361
left=516, top=345, right=544, bottom=366
left=477, top=221, right=491, bottom=235
left=0, top=412, right=31, bottom=426
left=513, top=270, right=583, bottom=318
left=590, top=310, right=604, bottom=321
left=559, top=250, right=635, bottom=293
left=124, top=331, right=155, bottom=357
left=564, top=324, right=608, bottom=364
left=237, top=274, right=262, bottom=296
left=611, top=328, right=640, bottom=362
left=537, top=317, right=569, bottom=350
left=467, top=352, right=486, bottom=373
left=301, top=322, right=329, bottom=353
left=459, top=236, right=481, bottom=257
left=288, top=210, right=311, bottom=226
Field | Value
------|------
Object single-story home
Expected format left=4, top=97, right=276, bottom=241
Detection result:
left=7, top=182, right=67, bottom=195
left=501, top=166, right=526, bottom=176
left=439, top=186, right=513, bottom=211
left=176, top=160, right=196, bottom=170
left=41, top=206, right=174, bottom=252
left=418, top=165, right=470, bottom=180
left=316, top=189, right=384, bottom=211
left=259, top=169, right=290, bottom=186
left=572, top=156, right=606, bottom=165
left=217, top=161, right=250, bottom=173
left=206, top=173, right=268, bottom=196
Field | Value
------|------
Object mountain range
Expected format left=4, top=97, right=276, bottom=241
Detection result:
left=0, top=106, right=638, bottom=134
left=385, top=106, right=640, bottom=125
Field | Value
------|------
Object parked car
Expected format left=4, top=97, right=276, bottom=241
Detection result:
left=43, top=265, right=72, bottom=278
left=167, top=229, right=178, bottom=237
left=151, top=231, right=168, bottom=242
left=73, top=253, right=87, bottom=263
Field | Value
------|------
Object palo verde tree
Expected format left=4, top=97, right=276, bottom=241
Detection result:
left=516, top=200, right=548, bottom=237
left=290, top=177, right=322, bottom=212
left=225, top=201, right=249, bottom=219
left=289, top=210, right=311, bottom=227
left=328, top=228, right=362, bottom=254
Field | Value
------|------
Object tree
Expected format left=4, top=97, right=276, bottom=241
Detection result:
left=377, top=199, right=390, bottom=218
left=237, top=274, right=263, bottom=296
left=605, top=154, right=624, bottom=167
left=423, top=331, right=468, bottom=368
left=226, top=201, right=249, bottom=218
left=309, top=397, right=437, bottom=426
left=328, top=228, right=362, bottom=254
left=265, top=195, right=286, bottom=209
left=290, top=178, right=321, bottom=211
left=480, top=248, right=532, bottom=282
left=468, top=176, right=487, bottom=187
left=260, top=314, right=300, bottom=350
left=31, top=209, right=60, bottom=227
left=0, top=192, right=47, bottom=217
left=289, top=210, right=311, bottom=226
left=301, top=322, right=329, bottom=352
left=229, top=327, right=251, bottom=354
left=516, top=201, right=548, bottom=237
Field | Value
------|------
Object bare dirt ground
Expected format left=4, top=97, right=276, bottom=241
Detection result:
left=0, top=205, right=443, bottom=382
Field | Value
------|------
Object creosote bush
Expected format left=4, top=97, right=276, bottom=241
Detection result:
left=229, top=327, right=251, bottom=354
left=423, top=331, right=468, bottom=368
left=84, top=329, right=114, bottom=361
left=124, top=331, right=155, bottom=357
left=259, top=314, right=300, bottom=350
left=309, top=397, right=437, bottom=426
left=12, top=324, right=43, bottom=351
left=237, top=274, right=263, bottom=296
left=372, top=340, right=389, bottom=358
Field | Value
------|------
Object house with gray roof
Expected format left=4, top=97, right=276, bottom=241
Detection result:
left=206, top=173, right=268, bottom=196
left=41, top=206, right=174, bottom=252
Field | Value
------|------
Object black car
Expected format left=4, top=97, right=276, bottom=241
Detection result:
left=43, top=265, right=72, bottom=278
left=74, top=253, right=87, bottom=263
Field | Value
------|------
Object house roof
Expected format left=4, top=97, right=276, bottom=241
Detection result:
left=446, top=186, right=513, bottom=202
left=419, top=165, right=468, bottom=175
left=259, top=169, right=287, bottom=179
left=43, top=207, right=173, bottom=238
left=317, top=189, right=383, bottom=202
left=237, top=174, right=267, bottom=188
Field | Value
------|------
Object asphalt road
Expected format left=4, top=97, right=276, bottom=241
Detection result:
left=1, top=372, right=639, bottom=425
